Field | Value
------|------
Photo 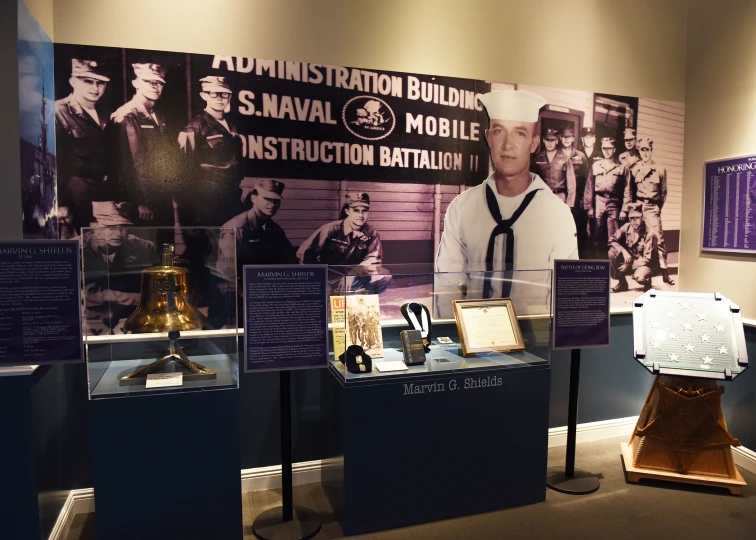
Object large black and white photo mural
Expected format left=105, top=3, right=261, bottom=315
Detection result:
left=40, top=44, right=683, bottom=316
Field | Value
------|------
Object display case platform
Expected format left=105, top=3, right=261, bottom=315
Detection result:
left=0, top=367, right=41, bottom=540
left=621, top=442, right=746, bottom=494
left=322, top=359, right=551, bottom=535
left=90, top=387, right=242, bottom=540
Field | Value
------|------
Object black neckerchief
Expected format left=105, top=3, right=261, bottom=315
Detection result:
left=483, top=183, right=540, bottom=298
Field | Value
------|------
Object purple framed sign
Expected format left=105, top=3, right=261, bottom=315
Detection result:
left=552, top=259, right=610, bottom=350
left=243, top=264, right=328, bottom=372
left=702, top=154, right=756, bottom=253
left=0, top=240, right=83, bottom=366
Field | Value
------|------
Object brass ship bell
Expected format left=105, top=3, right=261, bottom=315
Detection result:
left=120, top=243, right=216, bottom=385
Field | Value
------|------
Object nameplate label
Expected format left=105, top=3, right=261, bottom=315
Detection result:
left=146, top=373, right=183, bottom=388
left=403, top=375, right=502, bottom=395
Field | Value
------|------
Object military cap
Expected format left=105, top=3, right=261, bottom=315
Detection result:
left=71, top=59, right=110, bottom=82
left=560, top=126, right=575, bottom=137
left=543, top=128, right=559, bottom=140
left=200, top=76, right=231, bottom=93
left=345, top=192, right=370, bottom=209
left=478, top=90, right=546, bottom=123
left=239, top=178, right=285, bottom=200
left=580, top=126, right=595, bottom=136
left=637, top=137, right=653, bottom=150
left=132, top=63, right=167, bottom=83
left=627, top=202, right=643, bottom=217
left=623, top=128, right=637, bottom=139
left=90, top=201, right=133, bottom=226
left=601, top=137, right=616, bottom=147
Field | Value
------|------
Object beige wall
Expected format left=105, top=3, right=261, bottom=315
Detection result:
left=52, top=0, right=687, bottom=102
left=24, top=0, right=54, bottom=38
left=680, top=0, right=756, bottom=318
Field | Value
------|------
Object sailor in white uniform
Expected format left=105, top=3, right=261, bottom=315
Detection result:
left=436, top=89, right=578, bottom=315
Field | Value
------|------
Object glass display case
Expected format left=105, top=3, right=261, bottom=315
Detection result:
left=81, top=226, right=239, bottom=398
left=326, top=264, right=552, bottom=383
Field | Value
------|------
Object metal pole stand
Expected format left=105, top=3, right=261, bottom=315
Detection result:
left=546, top=349, right=601, bottom=495
left=252, top=371, right=322, bottom=539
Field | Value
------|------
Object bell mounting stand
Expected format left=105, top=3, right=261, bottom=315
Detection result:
left=252, top=371, right=321, bottom=540
left=119, top=330, right=216, bottom=385
left=546, top=349, right=600, bottom=495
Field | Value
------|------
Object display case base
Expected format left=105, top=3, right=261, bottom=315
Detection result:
left=91, top=388, right=242, bottom=540
left=0, top=370, right=40, bottom=540
left=621, top=442, right=746, bottom=495
left=323, top=363, right=551, bottom=535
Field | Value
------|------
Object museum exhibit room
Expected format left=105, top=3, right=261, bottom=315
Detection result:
left=3, top=0, right=756, bottom=539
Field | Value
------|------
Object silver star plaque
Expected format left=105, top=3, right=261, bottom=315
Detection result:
left=715, top=324, right=725, bottom=333
left=684, top=343, right=695, bottom=352
left=682, top=321, right=694, bottom=331
left=699, top=333, right=710, bottom=343
left=718, top=345, right=729, bottom=355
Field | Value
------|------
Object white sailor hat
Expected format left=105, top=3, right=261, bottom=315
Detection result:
left=478, top=90, right=547, bottom=123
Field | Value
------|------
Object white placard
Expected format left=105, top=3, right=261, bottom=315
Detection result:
left=374, top=361, right=409, bottom=373
left=146, top=372, right=184, bottom=388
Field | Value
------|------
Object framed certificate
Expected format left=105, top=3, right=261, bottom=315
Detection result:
left=452, top=298, right=525, bottom=356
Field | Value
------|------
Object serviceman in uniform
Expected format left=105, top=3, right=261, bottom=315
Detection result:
left=608, top=202, right=658, bottom=293
left=178, top=76, right=244, bottom=226
left=619, top=128, right=640, bottom=170
left=81, top=201, right=157, bottom=334
left=108, top=62, right=179, bottom=226
left=583, top=137, right=632, bottom=259
left=297, top=192, right=390, bottom=293
left=530, top=128, right=564, bottom=201
left=629, top=137, right=675, bottom=286
left=218, top=178, right=296, bottom=288
left=580, top=126, right=602, bottom=168
left=557, top=126, right=591, bottom=258
left=436, top=89, right=577, bottom=313
left=55, top=59, right=111, bottom=232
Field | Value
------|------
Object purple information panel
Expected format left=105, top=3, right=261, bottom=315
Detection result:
left=702, top=155, right=756, bottom=253
left=553, top=260, right=610, bottom=350
left=244, top=264, right=328, bottom=372
left=0, top=240, right=83, bottom=366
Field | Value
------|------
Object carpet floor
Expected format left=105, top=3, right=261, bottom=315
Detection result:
left=65, top=436, right=756, bottom=539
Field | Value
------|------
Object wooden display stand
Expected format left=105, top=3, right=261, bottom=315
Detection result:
left=622, top=375, right=746, bottom=495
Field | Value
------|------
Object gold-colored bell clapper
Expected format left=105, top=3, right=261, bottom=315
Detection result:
left=119, top=243, right=216, bottom=385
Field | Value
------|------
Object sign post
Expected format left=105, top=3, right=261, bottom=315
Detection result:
left=245, top=265, right=327, bottom=539
left=547, top=259, right=611, bottom=495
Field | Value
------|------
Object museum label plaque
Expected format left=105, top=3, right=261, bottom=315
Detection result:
left=553, top=259, right=610, bottom=350
left=701, top=154, right=756, bottom=253
left=0, top=240, right=83, bottom=366
left=244, top=264, right=328, bottom=372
